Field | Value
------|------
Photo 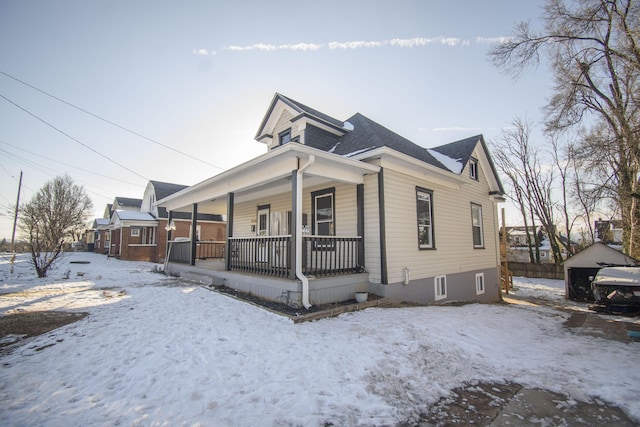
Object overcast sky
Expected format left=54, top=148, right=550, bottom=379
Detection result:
left=0, top=0, right=551, bottom=239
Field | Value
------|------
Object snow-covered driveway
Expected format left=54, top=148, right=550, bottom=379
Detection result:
left=1, top=253, right=639, bottom=426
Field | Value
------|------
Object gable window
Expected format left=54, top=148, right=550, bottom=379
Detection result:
left=435, top=275, right=447, bottom=300
left=279, top=129, right=292, bottom=146
left=416, top=188, right=434, bottom=249
left=471, top=203, right=484, bottom=248
left=131, top=228, right=140, bottom=237
left=469, top=157, right=479, bottom=180
left=475, top=273, right=485, bottom=295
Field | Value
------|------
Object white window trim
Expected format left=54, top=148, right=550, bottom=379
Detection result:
left=416, top=188, right=434, bottom=249
left=471, top=203, right=484, bottom=248
left=435, top=275, right=447, bottom=301
left=475, top=272, right=485, bottom=295
left=131, top=228, right=140, bottom=237
left=469, top=158, right=478, bottom=180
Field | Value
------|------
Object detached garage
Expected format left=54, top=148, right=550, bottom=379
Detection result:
left=564, top=243, right=637, bottom=301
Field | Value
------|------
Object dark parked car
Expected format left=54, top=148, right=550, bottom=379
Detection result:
left=591, top=267, right=640, bottom=312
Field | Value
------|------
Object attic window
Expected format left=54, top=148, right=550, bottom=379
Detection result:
left=279, top=129, right=291, bottom=146
left=469, top=158, right=478, bottom=180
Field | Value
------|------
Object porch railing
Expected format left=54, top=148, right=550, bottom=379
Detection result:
left=168, top=240, right=225, bottom=264
left=228, top=235, right=363, bottom=278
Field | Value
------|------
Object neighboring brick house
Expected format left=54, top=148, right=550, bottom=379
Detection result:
left=105, top=181, right=226, bottom=262
left=91, top=198, right=142, bottom=255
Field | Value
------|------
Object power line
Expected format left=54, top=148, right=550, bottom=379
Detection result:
left=0, top=69, right=226, bottom=171
left=0, top=93, right=149, bottom=181
left=0, top=139, right=145, bottom=188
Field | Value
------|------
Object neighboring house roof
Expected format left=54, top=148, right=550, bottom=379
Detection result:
left=114, top=210, right=157, bottom=222
left=151, top=181, right=188, bottom=200
left=91, top=218, right=110, bottom=229
left=170, top=211, right=224, bottom=222
left=103, top=204, right=113, bottom=219
left=146, top=180, right=224, bottom=221
left=564, top=242, right=637, bottom=269
left=114, top=197, right=143, bottom=209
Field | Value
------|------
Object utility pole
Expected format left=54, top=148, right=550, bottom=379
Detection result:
left=10, top=171, right=22, bottom=274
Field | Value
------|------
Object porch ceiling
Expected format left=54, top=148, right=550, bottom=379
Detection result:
left=157, top=144, right=379, bottom=214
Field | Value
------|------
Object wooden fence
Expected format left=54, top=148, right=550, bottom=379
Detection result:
left=508, top=262, right=564, bottom=280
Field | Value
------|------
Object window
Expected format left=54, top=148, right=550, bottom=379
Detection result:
left=312, top=188, right=335, bottom=249
left=475, top=273, right=485, bottom=295
left=279, top=129, right=291, bottom=146
left=312, top=188, right=335, bottom=236
left=469, top=157, right=478, bottom=180
left=435, top=276, right=447, bottom=300
left=471, top=203, right=484, bottom=248
left=131, top=228, right=140, bottom=237
left=416, top=188, right=434, bottom=249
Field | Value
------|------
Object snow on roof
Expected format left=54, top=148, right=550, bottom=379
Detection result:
left=343, top=146, right=376, bottom=158
left=115, top=211, right=157, bottom=221
left=427, top=149, right=463, bottom=174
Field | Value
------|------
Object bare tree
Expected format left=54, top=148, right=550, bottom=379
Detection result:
left=493, top=117, right=573, bottom=264
left=19, top=175, right=93, bottom=278
left=490, top=0, right=640, bottom=257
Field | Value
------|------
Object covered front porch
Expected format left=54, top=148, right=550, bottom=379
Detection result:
left=158, top=144, right=379, bottom=307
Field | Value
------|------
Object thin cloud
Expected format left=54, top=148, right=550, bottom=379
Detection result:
left=193, top=48, right=216, bottom=56
left=476, top=36, right=512, bottom=44
left=390, top=37, right=468, bottom=47
left=226, top=42, right=324, bottom=52
left=225, top=36, right=469, bottom=52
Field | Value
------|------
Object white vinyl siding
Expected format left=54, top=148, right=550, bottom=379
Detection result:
left=232, top=182, right=358, bottom=239
left=381, top=158, right=498, bottom=285
left=270, top=110, right=303, bottom=149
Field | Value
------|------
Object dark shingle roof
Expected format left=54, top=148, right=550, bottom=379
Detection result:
left=332, top=113, right=449, bottom=170
left=277, top=93, right=344, bottom=128
left=430, top=135, right=481, bottom=167
left=151, top=181, right=188, bottom=200
left=114, top=197, right=142, bottom=208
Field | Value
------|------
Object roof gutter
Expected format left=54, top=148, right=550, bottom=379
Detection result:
left=296, top=155, right=315, bottom=309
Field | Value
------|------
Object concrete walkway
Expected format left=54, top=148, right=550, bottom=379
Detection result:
left=418, top=295, right=638, bottom=426
left=421, top=381, right=635, bottom=426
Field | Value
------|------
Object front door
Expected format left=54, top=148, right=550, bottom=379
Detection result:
left=256, top=207, right=270, bottom=262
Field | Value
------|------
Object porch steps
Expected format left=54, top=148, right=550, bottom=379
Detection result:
left=291, top=297, right=392, bottom=324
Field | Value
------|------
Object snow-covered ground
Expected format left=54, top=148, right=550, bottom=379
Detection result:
left=1, top=252, right=639, bottom=426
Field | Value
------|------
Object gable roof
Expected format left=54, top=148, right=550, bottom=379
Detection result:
left=255, top=94, right=503, bottom=190
left=276, top=93, right=344, bottom=128
left=255, top=93, right=346, bottom=140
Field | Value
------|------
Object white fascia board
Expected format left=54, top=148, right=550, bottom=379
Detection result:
left=157, top=144, right=379, bottom=211
left=291, top=115, right=345, bottom=136
left=352, top=147, right=466, bottom=189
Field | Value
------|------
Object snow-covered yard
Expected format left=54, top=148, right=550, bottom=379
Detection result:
left=1, top=253, right=639, bottom=426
